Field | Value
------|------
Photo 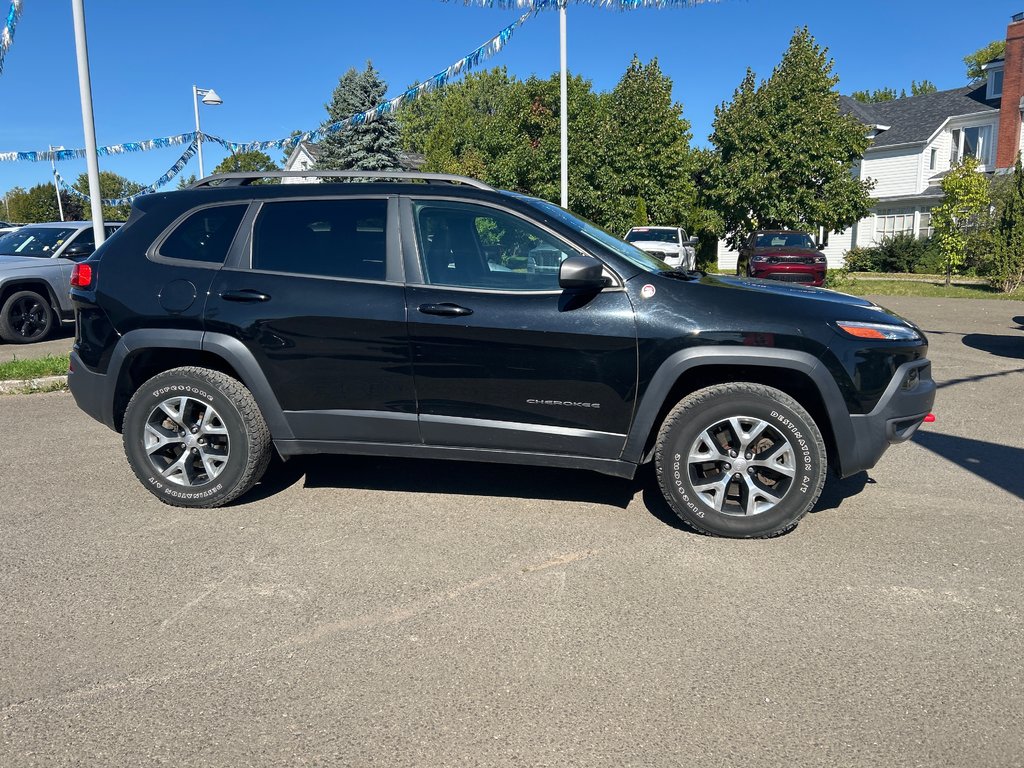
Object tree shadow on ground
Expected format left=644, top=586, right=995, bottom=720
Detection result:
left=244, top=453, right=876, bottom=533
left=962, top=333, right=1024, bottom=360
left=912, top=430, right=1024, bottom=501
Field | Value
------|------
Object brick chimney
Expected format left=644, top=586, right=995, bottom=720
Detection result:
left=995, top=13, right=1024, bottom=168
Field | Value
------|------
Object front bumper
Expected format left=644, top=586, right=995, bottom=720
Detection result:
left=750, top=263, right=827, bottom=286
left=839, top=358, right=936, bottom=477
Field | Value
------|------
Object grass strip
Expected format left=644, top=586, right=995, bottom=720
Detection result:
left=832, top=278, right=1024, bottom=300
left=0, top=353, right=71, bottom=381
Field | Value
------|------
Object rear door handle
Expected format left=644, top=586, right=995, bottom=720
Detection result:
left=221, top=289, right=271, bottom=303
left=418, top=303, right=473, bottom=317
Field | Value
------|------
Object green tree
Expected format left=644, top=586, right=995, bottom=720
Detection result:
left=213, top=150, right=278, bottom=175
left=72, top=171, right=143, bottom=221
left=399, top=67, right=608, bottom=225
left=177, top=174, right=197, bottom=190
left=706, top=28, right=873, bottom=250
left=965, top=40, right=1005, bottom=82
left=932, top=156, right=990, bottom=286
left=851, top=80, right=936, bottom=103
left=851, top=86, right=900, bottom=103
left=597, top=56, right=695, bottom=235
left=991, top=155, right=1024, bottom=292
left=315, top=61, right=402, bottom=172
left=6, top=183, right=84, bottom=223
left=911, top=79, right=937, bottom=96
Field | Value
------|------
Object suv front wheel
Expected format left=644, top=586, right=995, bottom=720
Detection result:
left=655, top=383, right=826, bottom=537
left=122, top=367, right=272, bottom=508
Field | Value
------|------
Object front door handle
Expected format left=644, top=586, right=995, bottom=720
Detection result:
left=418, top=303, right=473, bottom=317
left=221, top=289, right=271, bottom=303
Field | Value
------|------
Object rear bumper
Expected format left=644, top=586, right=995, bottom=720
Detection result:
left=837, top=359, right=936, bottom=477
left=68, top=349, right=117, bottom=430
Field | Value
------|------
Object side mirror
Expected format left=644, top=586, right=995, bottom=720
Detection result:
left=687, top=236, right=699, bottom=246
left=63, top=243, right=94, bottom=260
left=559, top=254, right=607, bottom=290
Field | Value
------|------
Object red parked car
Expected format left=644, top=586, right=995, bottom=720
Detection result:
left=737, top=230, right=828, bottom=287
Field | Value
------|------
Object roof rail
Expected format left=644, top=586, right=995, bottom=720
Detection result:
left=189, top=170, right=495, bottom=191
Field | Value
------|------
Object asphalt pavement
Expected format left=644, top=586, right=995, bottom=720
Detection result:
left=0, top=296, right=1022, bottom=767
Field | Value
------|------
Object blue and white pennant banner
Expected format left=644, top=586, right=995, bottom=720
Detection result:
left=0, top=0, right=23, bottom=75
left=206, top=7, right=535, bottom=155
left=55, top=140, right=199, bottom=207
left=447, top=0, right=718, bottom=10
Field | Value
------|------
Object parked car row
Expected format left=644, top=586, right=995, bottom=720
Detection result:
left=0, top=221, right=121, bottom=343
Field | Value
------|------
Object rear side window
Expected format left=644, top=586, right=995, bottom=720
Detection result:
left=159, top=204, right=247, bottom=264
left=251, top=199, right=387, bottom=281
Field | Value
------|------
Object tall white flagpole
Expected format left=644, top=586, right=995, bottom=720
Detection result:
left=559, top=1, right=568, bottom=209
left=70, top=0, right=105, bottom=246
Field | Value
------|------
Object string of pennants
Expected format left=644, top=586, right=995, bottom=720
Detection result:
left=2, top=6, right=536, bottom=205
left=0, top=0, right=22, bottom=75
left=54, top=140, right=199, bottom=207
left=447, top=0, right=716, bottom=8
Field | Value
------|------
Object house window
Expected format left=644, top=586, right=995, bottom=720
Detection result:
left=874, top=208, right=915, bottom=240
left=918, top=207, right=934, bottom=239
left=929, top=148, right=937, bottom=170
left=950, top=125, right=993, bottom=166
left=988, top=68, right=1004, bottom=99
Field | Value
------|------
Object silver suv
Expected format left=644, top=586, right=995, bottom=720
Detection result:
left=0, top=221, right=121, bottom=343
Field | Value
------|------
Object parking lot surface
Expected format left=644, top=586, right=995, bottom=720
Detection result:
left=1, top=296, right=1022, bottom=767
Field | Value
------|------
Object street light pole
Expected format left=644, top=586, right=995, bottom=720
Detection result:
left=70, top=0, right=105, bottom=246
left=192, top=85, right=223, bottom=179
left=49, top=145, right=65, bottom=222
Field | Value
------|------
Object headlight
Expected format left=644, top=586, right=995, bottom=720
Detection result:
left=836, top=320, right=921, bottom=341
left=814, top=256, right=827, bottom=264
left=750, top=255, right=768, bottom=263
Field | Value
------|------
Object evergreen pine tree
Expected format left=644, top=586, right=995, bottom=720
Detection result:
left=314, top=62, right=402, bottom=172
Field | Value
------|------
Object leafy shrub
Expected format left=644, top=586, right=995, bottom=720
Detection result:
left=843, top=234, right=943, bottom=274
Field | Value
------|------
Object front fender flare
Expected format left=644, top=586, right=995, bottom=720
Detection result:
left=621, top=347, right=855, bottom=471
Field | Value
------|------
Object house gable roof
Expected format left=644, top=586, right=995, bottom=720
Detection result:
left=840, top=84, right=1000, bottom=149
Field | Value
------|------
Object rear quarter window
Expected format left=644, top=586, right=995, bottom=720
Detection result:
left=157, top=204, right=247, bottom=264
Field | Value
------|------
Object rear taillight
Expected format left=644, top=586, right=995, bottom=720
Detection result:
left=71, top=263, right=93, bottom=288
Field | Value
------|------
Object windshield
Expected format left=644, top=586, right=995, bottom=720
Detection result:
left=0, top=226, right=78, bottom=257
left=625, top=228, right=678, bottom=244
left=506, top=194, right=668, bottom=272
left=755, top=232, right=816, bottom=249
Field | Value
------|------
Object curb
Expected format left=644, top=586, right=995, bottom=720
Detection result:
left=0, top=375, right=69, bottom=394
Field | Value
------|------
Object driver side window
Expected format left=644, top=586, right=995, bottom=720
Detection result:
left=413, top=200, right=574, bottom=291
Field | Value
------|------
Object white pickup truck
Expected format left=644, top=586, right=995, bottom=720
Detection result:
left=623, top=226, right=698, bottom=270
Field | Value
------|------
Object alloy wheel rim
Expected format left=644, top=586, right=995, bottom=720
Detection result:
left=686, top=415, right=797, bottom=516
left=10, top=296, right=47, bottom=339
left=143, top=396, right=230, bottom=486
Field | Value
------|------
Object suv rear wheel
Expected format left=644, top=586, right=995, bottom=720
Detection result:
left=122, top=367, right=272, bottom=508
left=0, top=289, right=54, bottom=343
left=655, top=383, right=826, bottom=537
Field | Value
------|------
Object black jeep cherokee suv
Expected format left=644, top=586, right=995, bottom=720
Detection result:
left=68, top=171, right=935, bottom=538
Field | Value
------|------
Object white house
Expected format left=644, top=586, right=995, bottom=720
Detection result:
left=717, top=11, right=1024, bottom=271
left=281, top=142, right=425, bottom=183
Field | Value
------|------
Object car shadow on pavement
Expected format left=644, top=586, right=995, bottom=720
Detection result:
left=248, top=454, right=877, bottom=535
left=249, top=453, right=641, bottom=509
left=912, top=430, right=1024, bottom=501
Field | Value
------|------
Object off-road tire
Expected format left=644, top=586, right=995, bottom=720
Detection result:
left=0, top=290, right=54, bottom=343
left=122, top=367, right=272, bottom=508
left=655, top=383, right=827, bottom=538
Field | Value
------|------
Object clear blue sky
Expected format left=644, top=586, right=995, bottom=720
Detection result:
left=1, top=0, right=1022, bottom=199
